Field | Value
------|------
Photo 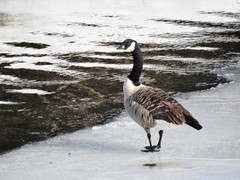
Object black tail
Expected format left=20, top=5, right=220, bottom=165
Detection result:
left=185, top=115, right=202, bottom=130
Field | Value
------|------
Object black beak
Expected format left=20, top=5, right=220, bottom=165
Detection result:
left=117, top=44, right=125, bottom=50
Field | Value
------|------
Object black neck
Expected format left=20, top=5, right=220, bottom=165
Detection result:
left=128, top=44, right=143, bottom=86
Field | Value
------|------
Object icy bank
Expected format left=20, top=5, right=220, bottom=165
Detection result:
left=0, top=63, right=239, bottom=179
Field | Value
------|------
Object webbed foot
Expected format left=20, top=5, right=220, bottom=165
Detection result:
left=141, top=146, right=160, bottom=152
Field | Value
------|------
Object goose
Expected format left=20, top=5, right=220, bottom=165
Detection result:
left=117, top=39, right=202, bottom=152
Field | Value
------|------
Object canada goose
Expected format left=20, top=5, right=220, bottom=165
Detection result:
left=117, top=39, right=202, bottom=152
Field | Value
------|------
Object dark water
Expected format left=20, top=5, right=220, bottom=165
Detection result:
left=0, top=0, right=240, bottom=153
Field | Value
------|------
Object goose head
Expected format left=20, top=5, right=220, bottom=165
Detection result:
left=117, top=39, right=137, bottom=52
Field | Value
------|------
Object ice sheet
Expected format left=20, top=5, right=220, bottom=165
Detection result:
left=0, top=0, right=239, bottom=55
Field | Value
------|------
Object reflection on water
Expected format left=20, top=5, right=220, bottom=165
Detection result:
left=0, top=0, right=239, bottom=153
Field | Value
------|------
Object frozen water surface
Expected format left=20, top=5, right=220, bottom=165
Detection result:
left=0, top=64, right=239, bottom=179
left=0, top=0, right=239, bottom=55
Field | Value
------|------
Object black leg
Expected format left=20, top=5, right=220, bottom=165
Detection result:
left=156, top=130, right=163, bottom=149
left=141, top=133, right=159, bottom=152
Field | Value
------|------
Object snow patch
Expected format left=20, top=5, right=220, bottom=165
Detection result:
left=6, top=88, right=54, bottom=95
left=0, top=101, right=24, bottom=105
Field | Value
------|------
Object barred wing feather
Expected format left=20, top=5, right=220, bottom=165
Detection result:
left=129, top=87, right=191, bottom=125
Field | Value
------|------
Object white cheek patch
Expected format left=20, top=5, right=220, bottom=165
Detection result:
left=126, top=42, right=136, bottom=52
